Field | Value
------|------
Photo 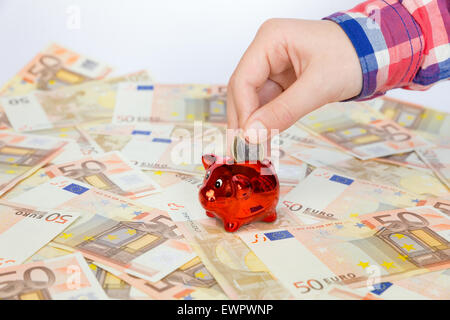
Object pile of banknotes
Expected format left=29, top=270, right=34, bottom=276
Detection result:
left=0, top=43, right=448, bottom=300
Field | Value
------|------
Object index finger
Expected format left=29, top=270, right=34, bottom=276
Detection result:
left=228, top=37, right=270, bottom=129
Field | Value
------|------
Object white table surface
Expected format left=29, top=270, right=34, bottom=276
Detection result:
left=0, top=0, right=448, bottom=111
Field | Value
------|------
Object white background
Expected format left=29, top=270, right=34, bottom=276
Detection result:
left=0, top=0, right=448, bottom=111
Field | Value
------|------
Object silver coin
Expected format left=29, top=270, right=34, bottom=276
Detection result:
left=232, top=135, right=265, bottom=162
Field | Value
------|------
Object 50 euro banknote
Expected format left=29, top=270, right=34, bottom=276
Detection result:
left=80, top=123, right=223, bottom=176
left=27, top=246, right=152, bottom=300
left=0, top=253, right=108, bottom=300
left=416, top=144, right=450, bottom=189
left=91, top=256, right=228, bottom=300
left=417, top=197, right=450, bottom=217
left=112, top=84, right=227, bottom=125
left=44, top=151, right=162, bottom=199
left=368, top=96, right=450, bottom=137
left=335, top=269, right=450, bottom=300
left=0, top=131, right=67, bottom=196
left=0, top=200, right=80, bottom=268
left=239, top=206, right=450, bottom=299
left=8, top=176, right=196, bottom=282
left=28, top=125, right=104, bottom=165
left=291, top=144, right=449, bottom=197
left=298, top=102, right=428, bottom=160
left=280, top=167, right=427, bottom=222
left=375, top=151, right=430, bottom=171
left=0, top=43, right=112, bottom=96
left=0, top=70, right=151, bottom=132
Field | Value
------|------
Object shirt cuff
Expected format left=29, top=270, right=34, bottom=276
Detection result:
left=324, top=1, right=424, bottom=100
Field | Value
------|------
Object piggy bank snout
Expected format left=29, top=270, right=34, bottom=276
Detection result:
left=199, top=186, right=216, bottom=207
left=205, top=189, right=216, bottom=202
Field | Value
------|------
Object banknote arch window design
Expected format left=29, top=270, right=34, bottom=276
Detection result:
left=380, top=100, right=425, bottom=130
left=76, top=216, right=182, bottom=265
left=0, top=143, right=51, bottom=166
left=91, top=266, right=133, bottom=299
left=374, top=211, right=450, bottom=267
left=145, top=259, right=216, bottom=293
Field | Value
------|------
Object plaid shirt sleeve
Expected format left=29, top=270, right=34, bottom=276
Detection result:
left=324, top=0, right=450, bottom=100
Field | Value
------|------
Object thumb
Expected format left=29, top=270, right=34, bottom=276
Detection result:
left=243, top=68, right=329, bottom=143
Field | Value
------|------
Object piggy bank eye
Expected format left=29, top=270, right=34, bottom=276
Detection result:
left=205, top=171, right=210, bottom=180
left=214, top=179, right=223, bottom=188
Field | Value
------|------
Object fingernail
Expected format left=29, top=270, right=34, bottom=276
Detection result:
left=245, top=120, right=267, bottom=144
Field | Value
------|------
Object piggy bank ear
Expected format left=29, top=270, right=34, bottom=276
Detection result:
left=202, top=154, right=217, bottom=169
left=232, top=174, right=252, bottom=200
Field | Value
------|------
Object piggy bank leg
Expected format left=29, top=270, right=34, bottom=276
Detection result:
left=224, top=221, right=241, bottom=232
left=205, top=211, right=215, bottom=218
left=262, top=210, right=277, bottom=223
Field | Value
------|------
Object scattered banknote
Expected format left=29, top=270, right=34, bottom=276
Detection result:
left=322, top=270, right=450, bottom=300
left=113, top=84, right=227, bottom=124
left=375, top=151, right=430, bottom=171
left=239, top=206, right=450, bottom=299
left=344, top=269, right=450, bottom=300
left=92, top=131, right=206, bottom=175
left=44, top=151, right=162, bottom=199
left=298, top=102, right=428, bottom=160
left=27, top=245, right=153, bottom=300
left=0, top=132, right=67, bottom=196
left=87, top=260, right=153, bottom=300
left=291, top=144, right=449, bottom=197
left=9, top=176, right=196, bottom=282
left=0, top=70, right=151, bottom=132
left=386, top=269, right=450, bottom=300
left=1, top=168, right=53, bottom=201
left=274, top=124, right=335, bottom=149
left=0, top=200, right=79, bottom=268
left=418, top=197, right=450, bottom=217
left=0, top=43, right=112, bottom=96
left=0, top=253, right=108, bottom=300
left=368, top=97, right=450, bottom=137
left=93, top=256, right=228, bottom=300
left=416, top=144, right=450, bottom=189
left=81, top=122, right=177, bottom=140
left=23, top=184, right=225, bottom=300
left=79, top=123, right=221, bottom=175
left=31, top=125, right=104, bottom=163
left=281, top=167, right=426, bottom=221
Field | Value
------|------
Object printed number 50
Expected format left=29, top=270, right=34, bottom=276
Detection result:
left=293, top=279, right=324, bottom=294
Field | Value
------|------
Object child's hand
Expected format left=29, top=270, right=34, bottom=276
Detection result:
left=227, top=19, right=363, bottom=142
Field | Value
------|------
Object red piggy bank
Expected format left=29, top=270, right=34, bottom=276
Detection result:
left=199, top=154, right=280, bottom=232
